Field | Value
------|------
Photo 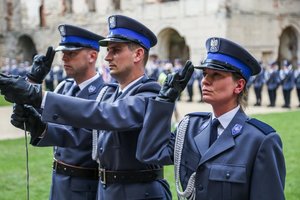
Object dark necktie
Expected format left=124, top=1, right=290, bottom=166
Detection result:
left=70, top=85, right=80, bottom=97
left=209, top=118, right=220, bottom=147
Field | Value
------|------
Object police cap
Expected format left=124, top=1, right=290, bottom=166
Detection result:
left=99, top=15, right=157, bottom=50
left=196, top=37, right=261, bottom=81
left=55, top=24, right=104, bottom=52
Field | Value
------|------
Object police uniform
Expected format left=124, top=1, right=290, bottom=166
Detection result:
left=266, top=62, right=281, bottom=107
left=294, top=64, right=300, bottom=107
left=31, top=24, right=110, bottom=200
left=280, top=61, right=295, bottom=108
left=137, top=37, right=285, bottom=200
left=253, top=65, right=265, bottom=106
left=40, top=16, right=172, bottom=200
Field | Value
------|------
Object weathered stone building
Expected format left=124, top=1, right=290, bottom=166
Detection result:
left=1, top=0, right=299, bottom=67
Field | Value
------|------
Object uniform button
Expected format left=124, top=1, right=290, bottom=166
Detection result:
left=199, top=184, right=204, bottom=191
left=226, top=171, right=231, bottom=179
left=99, top=147, right=103, bottom=153
left=145, top=192, right=149, bottom=197
left=52, top=114, right=59, bottom=120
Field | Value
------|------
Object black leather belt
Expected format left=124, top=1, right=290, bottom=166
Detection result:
left=98, top=168, right=164, bottom=185
left=53, top=160, right=98, bottom=180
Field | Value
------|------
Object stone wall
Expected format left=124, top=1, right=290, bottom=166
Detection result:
left=0, top=0, right=299, bottom=66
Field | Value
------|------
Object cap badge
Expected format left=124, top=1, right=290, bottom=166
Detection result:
left=109, top=16, right=116, bottom=29
left=209, top=38, right=219, bottom=52
left=59, top=25, right=66, bottom=36
left=231, top=124, right=243, bottom=136
left=88, top=85, right=96, bottom=93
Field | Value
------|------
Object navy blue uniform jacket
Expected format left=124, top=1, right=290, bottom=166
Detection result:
left=41, top=75, right=172, bottom=200
left=33, top=76, right=106, bottom=200
left=137, top=99, right=286, bottom=200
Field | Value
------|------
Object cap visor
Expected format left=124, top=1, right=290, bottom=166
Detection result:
left=99, top=38, right=130, bottom=47
left=194, top=63, right=237, bottom=73
left=55, top=46, right=83, bottom=52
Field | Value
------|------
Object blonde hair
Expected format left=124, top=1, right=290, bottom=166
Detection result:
left=232, top=73, right=248, bottom=110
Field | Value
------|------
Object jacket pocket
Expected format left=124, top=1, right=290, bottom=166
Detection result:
left=209, top=164, right=246, bottom=183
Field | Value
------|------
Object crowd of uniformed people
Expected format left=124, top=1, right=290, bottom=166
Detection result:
left=146, top=57, right=300, bottom=108
left=3, top=52, right=300, bottom=109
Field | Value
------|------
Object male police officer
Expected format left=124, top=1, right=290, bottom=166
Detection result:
left=12, top=24, right=108, bottom=200
left=280, top=60, right=295, bottom=108
left=266, top=62, right=281, bottom=107
left=0, top=15, right=184, bottom=199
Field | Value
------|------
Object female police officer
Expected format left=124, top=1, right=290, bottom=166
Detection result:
left=137, top=37, right=286, bottom=200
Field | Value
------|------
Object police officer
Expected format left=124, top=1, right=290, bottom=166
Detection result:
left=0, top=15, right=172, bottom=199
left=253, top=63, right=265, bottom=106
left=295, top=62, right=300, bottom=107
left=137, top=37, right=286, bottom=200
left=265, top=61, right=281, bottom=107
left=280, top=60, right=295, bottom=108
left=12, top=24, right=108, bottom=200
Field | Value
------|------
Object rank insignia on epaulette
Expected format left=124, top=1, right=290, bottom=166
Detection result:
left=231, top=124, right=243, bottom=136
left=209, top=38, right=219, bottom=52
left=88, top=85, right=96, bottom=93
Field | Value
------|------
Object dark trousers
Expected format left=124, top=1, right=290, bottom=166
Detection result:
left=254, top=87, right=263, bottom=105
left=297, top=88, right=300, bottom=105
left=187, top=84, right=193, bottom=101
left=282, top=89, right=292, bottom=107
left=268, top=89, right=277, bottom=106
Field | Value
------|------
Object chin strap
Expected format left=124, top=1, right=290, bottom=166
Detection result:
left=23, top=122, right=30, bottom=200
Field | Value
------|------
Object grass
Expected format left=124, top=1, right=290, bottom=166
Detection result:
left=0, top=95, right=12, bottom=106
left=0, top=111, right=299, bottom=199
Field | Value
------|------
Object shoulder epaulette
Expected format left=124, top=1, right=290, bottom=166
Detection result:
left=187, top=112, right=211, bottom=117
left=247, top=118, right=275, bottom=135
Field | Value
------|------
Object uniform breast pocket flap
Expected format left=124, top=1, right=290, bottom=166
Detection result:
left=209, top=164, right=246, bottom=183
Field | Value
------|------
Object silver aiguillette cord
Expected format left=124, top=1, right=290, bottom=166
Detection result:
left=23, top=122, right=30, bottom=200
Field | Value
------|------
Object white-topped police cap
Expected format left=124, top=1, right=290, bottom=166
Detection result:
left=55, top=24, right=105, bottom=52
left=99, top=15, right=157, bottom=50
left=195, top=37, right=261, bottom=82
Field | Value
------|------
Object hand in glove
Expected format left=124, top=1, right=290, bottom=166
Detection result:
left=27, top=46, right=56, bottom=83
left=156, top=60, right=194, bottom=102
left=11, top=104, right=46, bottom=144
left=0, top=73, right=43, bottom=107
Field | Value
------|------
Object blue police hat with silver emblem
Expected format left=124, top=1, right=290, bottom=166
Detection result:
left=99, top=15, right=157, bottom=50
left=55, top=24, right=105, bottom=52
left=195, top=37, right=261, bottom=82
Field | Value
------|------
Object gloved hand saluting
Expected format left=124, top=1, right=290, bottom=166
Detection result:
left=11, top=104, right=46, bottom=144
left=0, top=73, right=43, bottom=107
left=27, top=46, right=56, bottom=83
left=156, top=60, right=194, bottom=102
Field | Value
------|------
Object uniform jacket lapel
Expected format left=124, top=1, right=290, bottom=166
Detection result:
left=77, top=76, right=104, bottom=99
left=194, top=119, right=210, bottom=157
left=197, top=109, right=248, bottom=165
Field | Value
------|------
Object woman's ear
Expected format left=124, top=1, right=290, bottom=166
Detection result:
left=234, top=78, right=246, bottom=94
